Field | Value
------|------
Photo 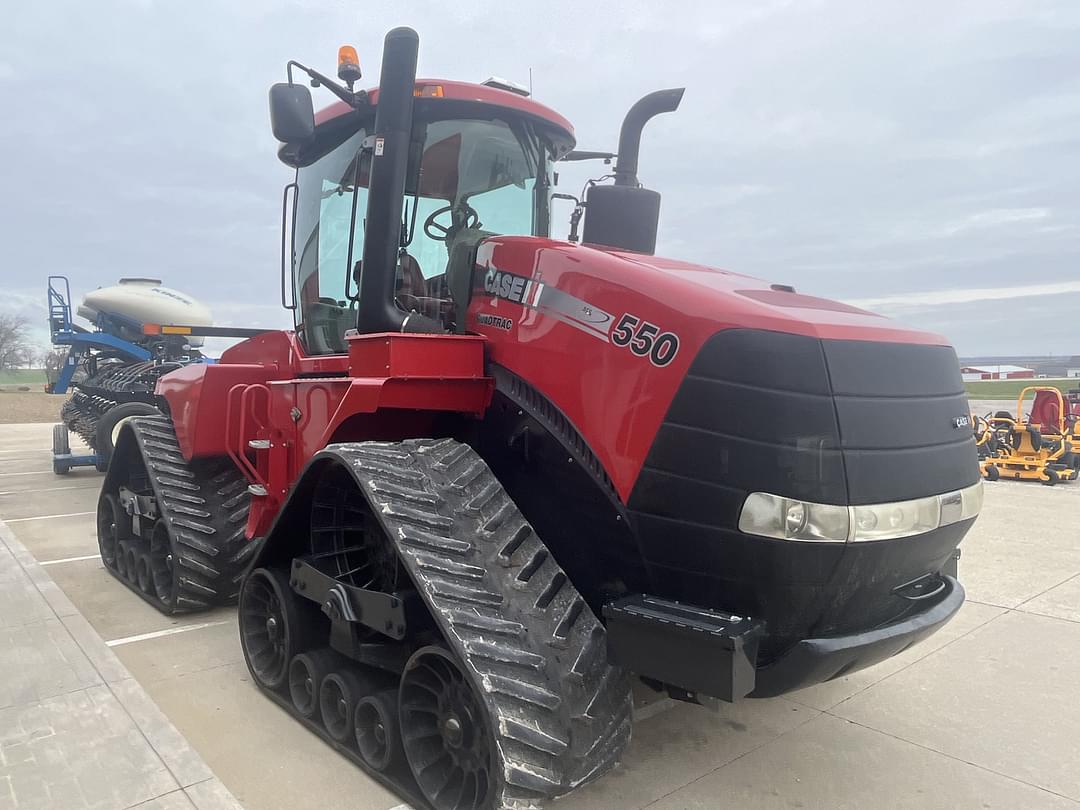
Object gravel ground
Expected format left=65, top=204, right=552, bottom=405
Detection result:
left=0, top=391, right=66, bottom=424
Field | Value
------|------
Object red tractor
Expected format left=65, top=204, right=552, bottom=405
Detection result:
left=98, top=27, right=982, bottom=810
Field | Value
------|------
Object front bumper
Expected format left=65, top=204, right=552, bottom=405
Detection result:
left=751, top=574, right=965, bottom=697
left=604, top=575, right=965, bottom=702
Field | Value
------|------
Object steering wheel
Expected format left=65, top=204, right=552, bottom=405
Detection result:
left=423, top=203, right=481, bottom=241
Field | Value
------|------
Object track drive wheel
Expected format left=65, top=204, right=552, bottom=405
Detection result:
left=240, top=567, right=310, bottom=690
left=400, top=646, right=495, bottom=810
left=96, top=492, right=126, bottom=569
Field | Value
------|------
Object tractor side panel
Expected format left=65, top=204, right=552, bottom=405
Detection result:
left=466, top=240, right=703, bottom=502
left=157, top=362, right=272, bottom=460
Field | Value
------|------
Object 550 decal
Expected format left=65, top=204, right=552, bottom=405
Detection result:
left=610, top=314, right=680, bottom=367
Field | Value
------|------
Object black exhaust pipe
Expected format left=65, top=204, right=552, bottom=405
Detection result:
left=613, top=88, right=684, bottom=187
left=581, top=87, right=685, bottom=254
left=355, top=27, right=441, bottom=334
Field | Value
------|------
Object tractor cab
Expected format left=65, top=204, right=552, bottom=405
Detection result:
left=280, top=79, right=575, bottom=354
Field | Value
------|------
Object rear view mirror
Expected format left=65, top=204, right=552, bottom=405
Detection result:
left=269, top=83, right=315, bottom=144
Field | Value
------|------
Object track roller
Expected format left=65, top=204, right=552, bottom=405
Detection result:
left=355, top=687, right=403, bottom=773
left=116, top=540, right=131, bottom=580
left=320, top=670, right=366, bottom=743
left=289, top=650, right=336, bottom=719
left=135, top=553, right=152, bottom=593
left=96, top=493, right=124, bottom=569
left=124, top=546, right=139, bottom=585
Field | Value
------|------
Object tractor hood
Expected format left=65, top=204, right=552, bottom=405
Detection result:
left=602, top=248, right=948, bottom=347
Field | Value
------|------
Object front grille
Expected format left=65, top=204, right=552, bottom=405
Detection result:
left=626, top=328, right=978, bottom=654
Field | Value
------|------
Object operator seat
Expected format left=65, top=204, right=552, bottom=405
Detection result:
left=396, top=251, right=426, bottom=307
left=1030, top=391, right=1062, bottom=433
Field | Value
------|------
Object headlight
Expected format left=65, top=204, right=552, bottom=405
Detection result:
left=737, top=481, right=983, bottom=543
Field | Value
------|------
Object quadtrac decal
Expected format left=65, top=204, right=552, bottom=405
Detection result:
left=477, top=266, right=679, bottom=365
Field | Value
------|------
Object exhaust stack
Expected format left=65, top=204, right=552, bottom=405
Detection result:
left=613, top=88, right=685, bottom=188
left=582, top=88, right=684, bottom=255
left=354, top=27, right=441, bottom=334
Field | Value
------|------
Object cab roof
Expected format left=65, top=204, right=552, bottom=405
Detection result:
left=313, top=79, right=576, bottom=149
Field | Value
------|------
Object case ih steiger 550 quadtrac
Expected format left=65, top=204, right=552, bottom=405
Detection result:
left=99, top=27, right=983, bottom=810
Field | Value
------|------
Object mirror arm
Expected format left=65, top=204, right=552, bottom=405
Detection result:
left=552, top=193, right=585, bottom=243
left=286, top=60, right=370, bottom=110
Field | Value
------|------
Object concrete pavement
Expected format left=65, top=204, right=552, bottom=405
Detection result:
left=0, top=425, right=243, bottom=810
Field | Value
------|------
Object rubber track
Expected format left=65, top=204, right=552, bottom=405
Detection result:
left=101, top=415, right=257, bottom=613
left=62, top=360, right=181, bottom=450
left=330, top=438, right=633, bottom=809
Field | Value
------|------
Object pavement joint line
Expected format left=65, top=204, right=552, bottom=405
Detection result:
left=824, top=712, right=1080, bottom=805
left=5, top=509, right=95, bottom=523
left=40, top=553, right=102, bottom=566
left=1015, top=570, right=1080, bottom=610
left=0, top=484, right=101, bottom=495
left=107, top=620, right=234, bottom=647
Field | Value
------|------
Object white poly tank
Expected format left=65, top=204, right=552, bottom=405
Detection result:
left=78, top=278, right=214, bottom=348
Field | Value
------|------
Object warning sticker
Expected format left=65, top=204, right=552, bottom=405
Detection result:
left=374, top=137, right=385, bottom=156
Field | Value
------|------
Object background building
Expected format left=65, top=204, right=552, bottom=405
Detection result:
left=961, top=364, right=1036, bottom=381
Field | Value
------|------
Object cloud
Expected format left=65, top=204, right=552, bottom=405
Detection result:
left=847, top=280, right=1080, bottom=313
left=0, top=62, right=14, bottom=80
left=939, top=207, right=1051, bottom=236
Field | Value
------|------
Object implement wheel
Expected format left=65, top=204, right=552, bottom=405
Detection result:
left=1042, top=468, right=1060, bottom=486
left=94, top=401, right=159, bottom=472
left=400, top=646, right=496, bottom=810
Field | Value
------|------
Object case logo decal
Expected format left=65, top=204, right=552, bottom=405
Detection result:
left=476, top=265, right=680, bottom=366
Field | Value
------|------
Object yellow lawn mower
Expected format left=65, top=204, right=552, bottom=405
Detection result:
left=980, top=387, right=1079, bottom=485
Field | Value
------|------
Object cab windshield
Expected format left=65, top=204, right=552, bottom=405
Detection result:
left=292, top=113, right=553, bottom=354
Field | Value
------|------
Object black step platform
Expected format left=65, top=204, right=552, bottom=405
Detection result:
left=603, top=594, right=763, bottom=703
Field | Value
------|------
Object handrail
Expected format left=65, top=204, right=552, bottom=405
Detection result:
left=225, top=383, right=271, bottom=487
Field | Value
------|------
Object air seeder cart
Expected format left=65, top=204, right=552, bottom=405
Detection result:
left=47, top=275, right=264, bottom=473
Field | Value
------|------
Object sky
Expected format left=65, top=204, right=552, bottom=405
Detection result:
left=2, top=0, right=1078, bottom=358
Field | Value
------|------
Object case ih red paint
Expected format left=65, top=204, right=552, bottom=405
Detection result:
left=99, top=27, right=982, bottom=810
